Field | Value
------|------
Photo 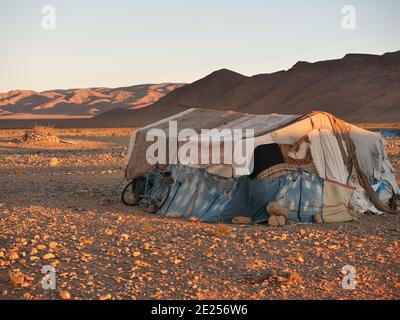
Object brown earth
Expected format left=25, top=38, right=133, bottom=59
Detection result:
left=0, top=128, right=399, bottom=300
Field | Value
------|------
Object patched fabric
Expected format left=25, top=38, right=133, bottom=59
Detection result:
left=322, top=180, right=355, bottom=223
left=158, top=164, right=287, bottom=223
left=273, top=170, right=324, bottom=223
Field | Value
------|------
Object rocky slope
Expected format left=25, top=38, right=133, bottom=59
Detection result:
left=146, top=51, right=400, bottom=123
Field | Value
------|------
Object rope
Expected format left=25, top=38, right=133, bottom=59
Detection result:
left=313, top=112, right=399, bottom=214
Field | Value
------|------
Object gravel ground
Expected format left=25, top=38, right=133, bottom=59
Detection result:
left=0, top=129, right=399, bottom=300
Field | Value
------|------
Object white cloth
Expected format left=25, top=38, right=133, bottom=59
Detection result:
left=308, top=128, right=349, bottom=185
left=349, top=183, right=384, bottom=215
left=349, top=125, right=385, bottom=180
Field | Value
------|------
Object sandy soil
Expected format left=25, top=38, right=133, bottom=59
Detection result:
left=0, top=128, right=399, bottom=300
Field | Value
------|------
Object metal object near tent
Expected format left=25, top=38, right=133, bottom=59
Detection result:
left=124, top=108, right=400, bottom=224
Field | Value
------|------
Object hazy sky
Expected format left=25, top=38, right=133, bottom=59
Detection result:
left=0, top=0, right=399, bottom=92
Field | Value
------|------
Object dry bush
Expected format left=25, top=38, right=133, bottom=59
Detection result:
left=22, top=125, right=60, bottom=143
left=30, top=125, right=57, bottom=136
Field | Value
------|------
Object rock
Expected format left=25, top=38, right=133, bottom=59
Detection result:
left=268, top=215, right=286, bottom=227
left=275, top=270, right=303, bottom=284
left=99, top=294, right=112, bottom=300
left=42, top=253, right=56, bottom=260
left=49, top=158, right=59, bottom=167
left=120, top=234, right=129, bottom=241
left=9, top=270, right=31, bottom=287
left=313, top=214, right=324, bottom=224
left=37, top=245, right=47, bottom=251
left=267, top=202, right=289, bottom=218
left=165, top=212, right=182, bottom=218
left=23, top=293, right=33, bottom=300
left=299, top=229, right=307, bottom=236
left=232, top=216, right=253, bottom=225
left=8, top=251, right=19, bottom=260
left=59, top=291, right=71, bottom=300
left=268, top=216, right=279, bottom=227
left=133, top=251, right=141, bottom=257
left=189, top=216, right=200, bottom=222
left=133, top=259, right=150, bottom=269
left=49, top=242, right=58, bottom=249
left=288, top=270, right=303, bottom=283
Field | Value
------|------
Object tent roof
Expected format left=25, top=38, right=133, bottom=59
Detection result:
left=140, top=108, right=303, bottom=138
left=125, top=108, right=385, bottom=181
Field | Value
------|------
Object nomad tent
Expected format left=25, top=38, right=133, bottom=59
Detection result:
left=124, top=108, right=399, bottom=224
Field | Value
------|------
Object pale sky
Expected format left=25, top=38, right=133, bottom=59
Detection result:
left=0, top=0, right=399, bottom=92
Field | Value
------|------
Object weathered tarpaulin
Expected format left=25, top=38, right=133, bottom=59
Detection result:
left=155, top=165, right=323, bottom=224
left=158, top=165, right=287, bottom=223
left=125, top=108, right=400, bottom=220
left=125, top=108, right=301, bottom=180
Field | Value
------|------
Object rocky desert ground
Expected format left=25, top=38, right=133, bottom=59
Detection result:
left=0, top=127, right=399, bottom=300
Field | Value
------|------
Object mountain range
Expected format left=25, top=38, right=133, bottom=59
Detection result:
left=1, top=50, right=399, bottom=126
left=0, top=83, right=185, bottom=118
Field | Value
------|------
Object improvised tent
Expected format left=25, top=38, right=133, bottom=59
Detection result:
left=124, top=108, right=400, bottom=224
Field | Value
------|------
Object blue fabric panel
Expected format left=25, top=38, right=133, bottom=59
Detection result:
left=161, top=165, right=200, bottom=217
left=274, top=170, right=323, bottom=223
left=153, top=165, right=323, bottom=224
left=159, top=165, right=285, bottom=223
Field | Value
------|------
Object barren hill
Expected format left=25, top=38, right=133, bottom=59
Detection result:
left=97, top=51, right=400, bottom=126
left=1, top=51, right=399, bottom=128
left=0, top=83, right=185, bottom=118
left=153, top=51, right=400, bottom=122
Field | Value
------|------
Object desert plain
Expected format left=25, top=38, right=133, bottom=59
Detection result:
left=0, top=126, right=399, bottom=300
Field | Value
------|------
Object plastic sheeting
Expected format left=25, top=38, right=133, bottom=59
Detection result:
left=158, top=165, right=286, bottom=223
left=126, top=108, right=301, bottom=180
left=157, top=165, right=324, bottom=224
left=274, top=170, right=324, bottom=223
left=350, top=183, right=384, bottom=215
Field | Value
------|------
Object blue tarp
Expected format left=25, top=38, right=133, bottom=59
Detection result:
left=274, top=170, right=323, bottom=223
left=153, top=165, right=324, bottom=224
